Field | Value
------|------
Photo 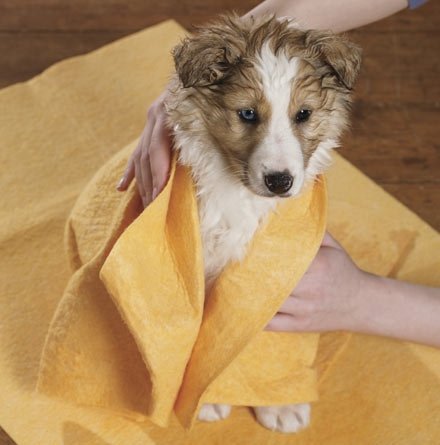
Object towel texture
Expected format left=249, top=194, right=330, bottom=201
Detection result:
left=37, top=145, right=327, bottom=428
left=0, top=20, right=439, bottom=445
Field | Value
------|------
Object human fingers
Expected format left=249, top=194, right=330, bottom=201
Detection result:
left=116, top=152, right=136, bottom=191
left=148, top=111, right=172, bottom=200
left=265, top=313, right=307, bottom=332
left=133, top=111, right=158, bottom=205
left=292, top=234, right=346, bottom=297
left=136, top=114, right=158, bottom=206
left=139, top=150, right=153, bottom=208
left=276, top=294, right=314, bottom=316
left=116, top=109, right=155, bottom=192
left=320, top=231, right=342, bottom=249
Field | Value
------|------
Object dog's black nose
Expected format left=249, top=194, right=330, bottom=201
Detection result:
left=264, top=172, right=294, bottom=195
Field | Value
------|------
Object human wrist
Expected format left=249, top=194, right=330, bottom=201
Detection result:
left=243, top=0, right=408, bottom=33
left=348, top=271, right=394, bottom=337
left=349, top=272, right=440, bottom=347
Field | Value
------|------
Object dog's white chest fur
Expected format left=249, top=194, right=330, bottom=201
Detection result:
left=175, top=139, right=277, bottom=286
left=166, top=12, right=360, bottom=433
left=197, top=171, right=276, bottom=285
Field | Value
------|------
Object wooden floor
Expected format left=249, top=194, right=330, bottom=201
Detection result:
left=0, top=1, right=439, bottom=443
left=1, top=1, right=439, bottom=232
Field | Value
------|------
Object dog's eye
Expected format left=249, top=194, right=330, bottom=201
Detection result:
left=238, top=109, right=258, bottom=123
left=295, top=109, right=312, bottom=123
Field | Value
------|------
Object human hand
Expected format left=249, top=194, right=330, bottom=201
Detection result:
left=116, top=91, right=173, bottom=208
left=266, top=232, right=366, bottom=333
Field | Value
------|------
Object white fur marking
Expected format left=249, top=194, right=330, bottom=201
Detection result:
left=305, top=138, right=338, bottom=183
left=198, top=403, right=231, bottom=422
left=253, top=403, right=311, bottom=433
left=174, top=132, right=277, bottom=286
left=250, top=43, right=305, bottom=196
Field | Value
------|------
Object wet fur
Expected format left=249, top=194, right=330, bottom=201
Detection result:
left=164, top=13, right=361, bottom=432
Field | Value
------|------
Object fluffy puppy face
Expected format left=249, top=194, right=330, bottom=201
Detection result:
left=168, top=14, right=362, bottom=198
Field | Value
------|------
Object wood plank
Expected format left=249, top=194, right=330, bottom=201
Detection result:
left=2, top=29, right=439, bottom=103
left=0, top=429, right=14, bottom=445
left=339, top=102, right=440, bottom=185
left=0, top=0, right=259, bottom=31
left=350, top=31, right=440, bottom=105
left=0, top=0, right=438, bottom=32
left=380, top=183, right=440, bottom=231
left=0, top=31, right=130, bottom=88
left=0, top=2, right=438, bottom=233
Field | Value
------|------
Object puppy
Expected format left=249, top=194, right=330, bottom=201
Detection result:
left=165, top=13, right=361, bottom=433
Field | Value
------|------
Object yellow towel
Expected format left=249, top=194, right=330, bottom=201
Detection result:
left=1, top=20, right=439, bottom=445
left=37, top=143, right=326, bottom=428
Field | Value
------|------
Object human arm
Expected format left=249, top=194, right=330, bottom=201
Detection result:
left=266, top=233, right=440, bottom=349
left=245, top=0, right=409, bottom=32
left=116, top=0, right=417, bottom=205
left=116, top=91, right=172, bottom=208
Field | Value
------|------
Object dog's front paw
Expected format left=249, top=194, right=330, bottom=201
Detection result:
left=253, top=403, right=311, bottom=433
left=198, top=403, right=231, bottom=422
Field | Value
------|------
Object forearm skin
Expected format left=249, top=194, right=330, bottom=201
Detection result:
left=354, top=273, right=440, bottom=348
left=245, top=0, right=408, bottom=32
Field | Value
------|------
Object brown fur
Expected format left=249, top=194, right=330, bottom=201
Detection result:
left=172, top=14, right=361, bottom=90
left=290, top=59, right=352, bottom=166
left=167, top=14, right=361, bottom=190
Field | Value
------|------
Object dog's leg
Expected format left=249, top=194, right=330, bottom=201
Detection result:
left=253, top=403, right=311, bottom=433
left=198, top=403, right=232, bottom=422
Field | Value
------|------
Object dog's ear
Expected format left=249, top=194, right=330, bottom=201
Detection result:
left=304, top=31, right=362, bottom=90
left=172, top=35, right=242, bottom=88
